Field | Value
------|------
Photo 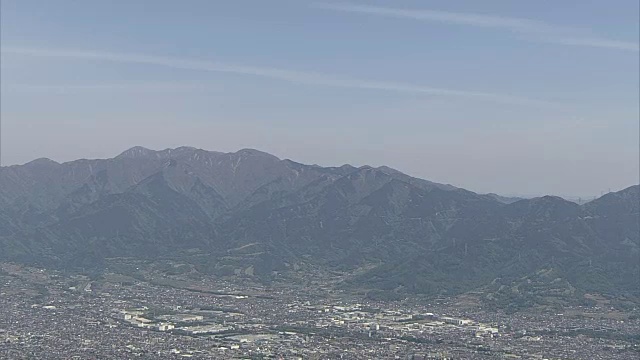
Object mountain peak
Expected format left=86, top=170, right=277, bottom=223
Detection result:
left=514, top=194, right=576, bottom=207
left=234, top=148, right=280, bottom=160
left=23, top=158, right=60, bottom=167
left=583, top=184, right=639, bottom=213
left=116, top=146, right=155, bottom=159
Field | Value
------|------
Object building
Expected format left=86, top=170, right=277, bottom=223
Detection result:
left=440, top=317, right=471, bottom=326
left=155, top=323, right=175, bottom=331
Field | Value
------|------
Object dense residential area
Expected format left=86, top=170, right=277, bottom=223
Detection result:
left=1, top=262, right=638, bottom=359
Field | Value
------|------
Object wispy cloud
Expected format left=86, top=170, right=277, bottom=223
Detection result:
left=313, top=2, right=639, bottom=52
left=1, top=47, right=554, bottom=106
left=2, top=82, right=207, bottom=93
left=549, top=37, right=640, bottom=52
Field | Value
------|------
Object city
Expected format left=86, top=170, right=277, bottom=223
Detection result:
left=1, top=262, right=637, bottom=359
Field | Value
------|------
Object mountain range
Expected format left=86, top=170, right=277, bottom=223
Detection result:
left=0, top=146, right=638, bottom=304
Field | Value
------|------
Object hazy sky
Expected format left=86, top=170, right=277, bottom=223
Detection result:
left=1, top=0, right=638, bottom=197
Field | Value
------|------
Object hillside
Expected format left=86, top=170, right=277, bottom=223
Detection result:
left=0, top=147, right=637, bottom=304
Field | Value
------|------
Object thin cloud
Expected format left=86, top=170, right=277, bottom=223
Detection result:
left=3, top=82, right=207, bottom=93
left=314, top=2, right=639, bottom=53
left=550, top=37, right=640, bottom=52
left=1, top=47, right=554, bottom=106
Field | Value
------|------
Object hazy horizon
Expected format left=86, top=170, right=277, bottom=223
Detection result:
left=1, top=144, right=634, bottom=200
left=1, top=0, right=638, bottom=198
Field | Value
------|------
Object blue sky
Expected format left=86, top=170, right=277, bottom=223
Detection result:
left=1, top=0, right=638, bottom=197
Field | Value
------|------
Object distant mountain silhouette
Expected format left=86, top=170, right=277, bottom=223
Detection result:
left=1, top=147, right=637, bottom=303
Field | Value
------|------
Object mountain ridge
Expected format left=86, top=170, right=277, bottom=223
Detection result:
left=0, top=146, right=637, bottom=305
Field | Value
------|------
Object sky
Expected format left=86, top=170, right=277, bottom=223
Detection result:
left=1, top=0, right=638, bottom=198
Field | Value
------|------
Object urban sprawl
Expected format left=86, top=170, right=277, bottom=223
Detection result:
left=1, top=262, right=638, bottom=359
